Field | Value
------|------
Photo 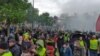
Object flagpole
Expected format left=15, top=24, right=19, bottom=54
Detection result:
left=32, top=0, right=34, bottom=29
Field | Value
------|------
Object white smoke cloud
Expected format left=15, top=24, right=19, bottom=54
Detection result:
left=61, top=0, right=100, bottom=14
left=28, top=0, right=70, bottom=16
left=29, top=0, right=100, bottom=16
left=29, top=0, right=100, bottom=31
left=60, top=0, right=100, bottom=32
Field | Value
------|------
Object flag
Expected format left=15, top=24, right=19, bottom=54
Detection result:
left=96, top=15, right=100, bottom=32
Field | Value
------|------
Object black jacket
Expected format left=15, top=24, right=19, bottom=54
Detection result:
left=9, top=44, right=21, bottom=56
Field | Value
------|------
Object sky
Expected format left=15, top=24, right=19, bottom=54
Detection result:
left=28, top=0, right=100, bottom=16
left=28, top=0, right=100, bottom=31
left=28, top=0, right=69, bottom=16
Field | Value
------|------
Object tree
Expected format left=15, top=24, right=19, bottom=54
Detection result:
left=0, top=0, right=30, bottom=24
left=26, top=4, right=39, bottom=23
left=38, top=12, right=55, bottom=26
left=26, top=8, right=55, bottom=26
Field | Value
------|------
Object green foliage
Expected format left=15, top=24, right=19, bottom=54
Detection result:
left=26, top=5, right=55, bottom=26
left=0, top=0, right=30, bottom=24
left=38, top=12, right=55, bottom=26
left=26, top=4, right=39, bottom=23
left=0, top=0, right=56, bottom=26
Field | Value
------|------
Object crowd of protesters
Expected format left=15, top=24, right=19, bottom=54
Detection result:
left=0, top=24, right=100, bottom=56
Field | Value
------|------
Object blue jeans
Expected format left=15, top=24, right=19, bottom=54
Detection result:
left=90, top=50, right=97, bottom=56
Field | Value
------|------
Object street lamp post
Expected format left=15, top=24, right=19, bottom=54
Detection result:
left=33, top=0, right=34, bottom=8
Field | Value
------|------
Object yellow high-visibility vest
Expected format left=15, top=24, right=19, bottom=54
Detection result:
left=90, top=39, right=98, bottom=50
left=23, top=32, right=29, bottom=40
left=79, top=40, right=85, bottom=47
left=1, top=51, right=12, bottom=56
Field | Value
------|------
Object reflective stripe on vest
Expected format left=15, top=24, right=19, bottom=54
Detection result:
left=90, top=39, right=98, bottom=50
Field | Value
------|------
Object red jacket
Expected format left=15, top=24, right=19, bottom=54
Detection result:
left=46, top=45, right=55, bottom=56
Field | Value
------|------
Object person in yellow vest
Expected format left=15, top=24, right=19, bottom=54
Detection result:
left=35, top=43, right=46, bottom=56
left=0, top=42, right=12, bottom=56
left=89, top=35, right=99, bottom=56
left=79, top=37, right=86, bottom=56
left=23, top=32, right=30, bottom=41
left=35, top=35, right=46, bottom=56
left=64, top=32, right=70, bottom=42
